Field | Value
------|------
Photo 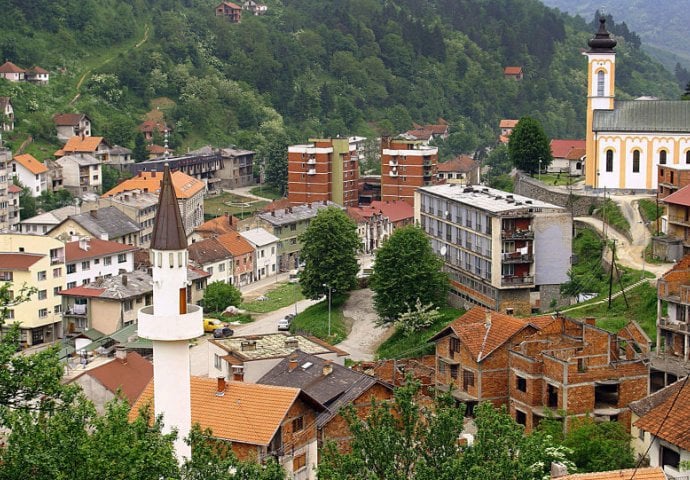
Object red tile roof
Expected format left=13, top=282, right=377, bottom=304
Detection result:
left=58, top=285, right=107, bottom=298
left=138, top=120, right=170, bottom=134
left=55, top=136, right=106, bottom=156
left=65, top=238, right=138, bottom=262
left=663, top=184, right=690, bottom=207
left=635, top=378, right=690, bottom=451
left=76, top=352, right=153, bottom=404
left=437, top=155, right=477, bottom=173
left=0, top=253, right=44, bottom=270
left=53, top=113, right=87, bottom=126
left=7, top=184, right=22, bottom=194
left=13, top=153, right=48, bottom=174
left=550, top=139, right=586, bottom=159
left=503, top=66, right=523, bottom=75
left=566, top=147, right=586, bottom=161
left=499, top=119, right=518, bottom=129
left=0, top=61, right=25, bottom=74
left=220, top=1, right=242, bottom=9
left=146, top=144, right=169, bottom=155
left=558, top=468, right=665, bottom=480
left=195, top=214, right=238, bottom=237
left=131, top=378, right=301, bottom=445
left=369, top=200, right=414, bottom=223
left=29, top=66, right=48, bottom=74
left=216, top=232, right=254, bottom=256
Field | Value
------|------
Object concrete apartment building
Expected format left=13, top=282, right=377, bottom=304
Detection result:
left=64, top=237, right=137, bottom=289
left=381, top=138, right=438, bottom=205
left=287, top=138, right=359, bottom=207
left=415, top=184, right=572, bottom=315
left=0, top=148, right=20, bottom=232
left=54, top=154, right=101, bottom=195
left=0, top=234, right=65, bottom=347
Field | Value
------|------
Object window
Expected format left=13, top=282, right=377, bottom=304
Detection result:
left=38, top=290, right=47, bottom=300
left=118, top=254, right=127, bottom=263
left=219, top=263, right=225, bottom=272
left=82, top=279, right=90, bottom=285
left=54, top=305, right=62, bottom=314
left=103, top=256, right=112, bottom=266
left=605, top=149, right=614, bottom=172
left=597, top=70, right=605, bottom=96
left=123, top=300, right=133, bottom=311
left=38, top=308, right=48, bottom=318
left=53, top=286, right=61, bottom=296
left=214, top=354, right=222, bottom=370
left=661, top=445, right=680, bottom=470
left=67, top=281, right=77, bottom=289
left=6, top=309, right=13, bottom=319
left=67, top=264, right=76, bottom=274
left=207, top=266, right=214, bottom=275
left=516, top=376, right=527, bottom=393
left=94, top=258, right=100, bottom=265
left=686, top=151, right=690, bottom=164
left=462, top=369, right=475, bottom=390
left=290, top=224, right=297, bottom=231
left=81, top=261, right=90, bottom=271
left=292, top=416, right=304, bottom=432
left=515, top=410, right=527, bottom=426
left=53, top=267, right=62, bottom=278
left=293, top=453, right=307, bottom=471
left=438, top=360, right=446, bottom=374
left=450, top=364, right=459, bottom=380
left=632, top=150, right=640, bottom=173
left=37, top=271, right=47, bottom=281
left=449, top=337, right=460, bottom=353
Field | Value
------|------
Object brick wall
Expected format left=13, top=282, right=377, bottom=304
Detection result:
left=514, top=173, right=601, bottom=216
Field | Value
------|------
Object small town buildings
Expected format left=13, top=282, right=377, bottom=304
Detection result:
left=0, top=61, right=25, bottom=81
left=129, top=148, right=227, bottom=191
left=633, top=379, right=690, bottom=478
left=55, top=154, right=101, bottom=195
left=137, top=120, right=170, bottom=142
left=258, top=350, right=394, bottom=452
left=549, top=139, right=586, bottom=175
left=0, top=148, right=21, bottom=232
left=50, top=206, right=142, bottom=246
left=357, top=176, right=381, bottom=206
left=216, top=147, right=255, bottom=188
left=240, top=228, right=278, bottom=281
left=215, top=1, right=242, bottom=22
left=0, top=234, right=65, bottom=346
left=188, top=237, right=235, bottom=285
left=70, top=350, right=152, bottom=414
left=19, top=204, right=79, bottom=234
left=25, top=66, right=49, bottom=84
left=503, top=66, right=523, bottom=80
left=208, top=332, right=348, bottom=383
left=242, top=0, right=267, bottom=15
left=347, top=205, right=392, bottom=254
left=81, top=190, right=159, bottom=248
left=381, top=138, right=438, bottom=205
left=402, top=122, right=450, bottom=144
left=659, top=189, right=690, bottom=260
left=192, top=213, right=238, bottom=242
left=55, top=136, right=111, bottom=163
left=288, top=138, right=359, bottom=207
left=658, top=164, right=690, bottom=200
left=10, top=153, right=48, bottom=196
left=64, top=237, right=137, bottom=288
left=103, top=169, right=205, bottom=237
left=108, top=145, right=134, bottom=171
left=416, top=184, right=572, bottom=314
left=499, top=119, right=518, bottom=144
left=553, top=468, right=666, bottom=480
left=216, top=232, right=255, bottom=286
left=53, top=113, right=92, bottom=141
left=437, top=155, right=480, bottom=185
left=131, top=377, right=322, bottom=477
left=243, top=202, right=338, bottom=272
left=0, top=97, right=14, bottom=131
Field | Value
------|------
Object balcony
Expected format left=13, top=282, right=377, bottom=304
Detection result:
left=307, top=157, right=316, bottom=165
left=64, top=304, right=88, bottom=316
left=502, top=252, right=533, bottom=263
left=50, top=256, right=64, bottom=265
left=389, top=159, right=398, bottom=167
left=390, top=169, right=398, bottom=177
left=501, top=229, right=534, bottom=240
left=501, top=275, right=534, bottom=286
left=659, top=316, right=690, bottom=333
left=307, top=168, right=316, bottom=175
left=668, top=215, right=690, bottom=227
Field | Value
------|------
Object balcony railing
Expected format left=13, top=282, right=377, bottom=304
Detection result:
left=307, top=169, right=316, bottom=175
left=501, top=229, right=534, bottom=240
left=501, top=275, right=534, bottom=286
left=50, top=256, right=64, bottom=265
left=668, top=215, right=690, bottom=226
left=307, top=157, right=316, bottom=165
left=659, top=316, right=690, bottom=333
left=501, top=252, right=533, bottom=263
left=65, top=305, right=88, bottom=316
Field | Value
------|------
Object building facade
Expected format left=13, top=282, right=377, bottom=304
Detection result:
left=64, top=237, right=137, bottom=288
left=54, top=154, right=102, bottom=195
left=53, top=113, right=92, bottom=141
left=415, top=185, right=572, bottom=315
left=10, top=153, right=48, bottom=196
left=240, top=228, right=278, bottom=281
left=0, top=148, right=20, bottom=232
left=381, top=138, right=438, bottom=205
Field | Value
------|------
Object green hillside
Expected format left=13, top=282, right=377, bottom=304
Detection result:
left=0, top=0, right=681, bottom=163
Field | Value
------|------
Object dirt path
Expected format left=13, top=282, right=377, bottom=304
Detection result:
left=337, top=289, right=394, bottom=361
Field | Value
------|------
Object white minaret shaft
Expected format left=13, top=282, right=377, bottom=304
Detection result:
left=138, top=164, right=202, bottom=462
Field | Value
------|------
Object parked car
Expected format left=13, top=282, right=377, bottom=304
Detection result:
left=213, top=327, right=234, bottom=338
left=277, top=313, right=295, bottom=331
left=204, top=318, right=227, bottom=333
left=288, top=270, right=300, bottom=283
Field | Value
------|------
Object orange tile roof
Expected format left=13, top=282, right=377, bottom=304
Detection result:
left=503, top=66, right=523, bottom=75
left=55, top=136, right=106, bottom=156
left=195, top=214, right=238, bottom=237
left=130, top=378, right=300, bottom=445
left=550, top=139, right=586, bottom=159
left=102, top=170, right=204, bottom=199
left=663, top=184, right=690, bottom=207
left=13, top=154, right=48, bottom=174
left=499, top=119, right=518, bottom=128
left=75, top=352, right=152, bottom=405
left=558, top=467, right=665, bottom=480
left=0, top=253, right=44, bottom=270
left=65, top=238, right=138, bottom=262
left=635, top=378, right=690, bottom=451
left=566, top=147, right=586, bottom=160
left=0, top=61, right=25, bottom=74
left=369, top=200, right=414, bottom=223
left=437, top=155, right=477, bottom=173
left=58, top=285, right=107, bottom=298
left=7, top=184, right=22, bottom=194
left=53, top=113, right=87, bottom=126
left=216, top=232, right=254, bottom=256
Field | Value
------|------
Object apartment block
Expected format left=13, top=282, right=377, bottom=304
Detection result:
left=415, top=184, right=572, bottom=315
left=288, top=138, right=359, bottom=207
left=381, top=137, right=438, bottom=205
left=54, top=154, right=102, bottom=196
left=0, top=148, right=20, bottom=232
left=64, top=237, right=137, bottom=288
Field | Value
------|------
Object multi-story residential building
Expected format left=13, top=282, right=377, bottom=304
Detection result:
left=415, top=184, right=572, bottom=315
left=64, top=237, right=137, bottom=288
left=381, top=138, right=438, bottom=205
left=54, top=136, right=111, bottom=163
left=108, top=145, right=134, bottom=171
left=499, top=119, right=518, bottom=144
left=658, top=164, right=690, bottom=200
left=81, top=190, right=158, bottom=248
left=53, top=113, right=92, bottom=141
left=242, top=202, right=337, bottom=272
left=54, top=154, right=101, bottom=195
left=103, top=169, right=204, bottom=237
left=0, top=234, right=65, bottom=346
left=188, top=237, right=234, bottom=285
left=217, top=232, right=255, bottom=286
left=0, top=61, right=25, bottom=82
left=10, top=153, right=48, bottom=196
left=215, top=1, right=242, bottom=22
left=19, top=205, right=80, bottom=235
left=50, top=207, right=142, bottom=247
left=240, top=228, right=278, bottom=281
left=0, top=148, right=20, bottom=231
left=216, top=147, right=255, bottom=188
left=287, top=138, right=359, bottom=207
left=508, top=315, right=649, bottom=432
left=0, top=97, right=14, bottom=132
left=660, top=186, right=690, bottom=258
left=402, top=122, right=450, bottom=144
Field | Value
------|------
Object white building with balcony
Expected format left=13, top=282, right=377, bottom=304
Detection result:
left=64, top=237, right=137, bottom=289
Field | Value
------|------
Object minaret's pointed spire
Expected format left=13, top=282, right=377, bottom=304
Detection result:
left=150, top=164, right=187, bottom=250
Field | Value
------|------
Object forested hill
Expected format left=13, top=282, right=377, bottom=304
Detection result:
left=0, top=0, right=680, bottom=161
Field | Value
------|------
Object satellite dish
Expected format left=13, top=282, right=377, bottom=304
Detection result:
left=440, top=246, right=447, bottom=256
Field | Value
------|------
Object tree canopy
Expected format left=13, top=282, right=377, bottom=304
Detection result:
left=508, top=116, right=553, bottom=175
left=298, top=207, right=360, bottom=299
left=203, top=281, right=242, bottom=314
left=370, top=226, right=448, bottom=322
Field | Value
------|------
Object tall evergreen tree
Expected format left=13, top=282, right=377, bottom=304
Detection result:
left=508, top=116, right=552, bottom=175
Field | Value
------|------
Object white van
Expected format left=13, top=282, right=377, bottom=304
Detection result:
left=288, top=269, right=300, bottom=283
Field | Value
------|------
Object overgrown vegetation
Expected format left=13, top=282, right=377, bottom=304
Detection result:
left=638, top=198, right=664, bottom=235
left=290, top=293, right=348, bottom=344
left=240, top=282, right=304, bottom=314
left=593, top=199, right=631, bottom=237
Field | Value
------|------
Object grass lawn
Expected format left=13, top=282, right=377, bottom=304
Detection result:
left=290, top=293, right=348, bottom=345
left=241, top=282, right=304, bottom=313
left=593, top=199, right=630, bottom=237
left=376, top=305, right=465, bottom=359
left=250, top=185, right=284, bottom=200
left=204, top=192, right=268, bottom=218
left=536, top=174, right=583, bottom=186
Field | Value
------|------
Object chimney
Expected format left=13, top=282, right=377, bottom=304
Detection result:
left=485, top=310, right=492, bottom=327
left=232, top=365, right=244, bottom=382
left=288, top=354, right=299, bottom=372
left=284, top=208, right=289, bottom=214
left=216, top=376, right=226, bottom=396
left=115, top=345, right=127, bottom=364
left=79, top=237, right=90, bottom=251
left=585, top=317, right=596, bottom=326
left=122, top=275, right=128, bottom=286
left=322, top=361, right=333, bottom=376
left=90, top=209, right=98, bottom=218
left=271, top=210, right=275, bottom=217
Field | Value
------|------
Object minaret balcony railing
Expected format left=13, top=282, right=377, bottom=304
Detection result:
left=138, top=304, right=203, bottom=340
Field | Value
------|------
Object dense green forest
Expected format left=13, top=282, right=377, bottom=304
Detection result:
left=0, top=0, right=681, bottom=164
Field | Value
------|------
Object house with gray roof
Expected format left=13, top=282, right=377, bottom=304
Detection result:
left=50, top=206, right=142, bottom=246
left=54, top=153, right=102, bottom=196
left=240, top=227, right=278, bottom=281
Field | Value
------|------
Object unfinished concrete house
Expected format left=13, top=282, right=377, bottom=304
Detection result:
left=508, top=316, right=650, bottom=432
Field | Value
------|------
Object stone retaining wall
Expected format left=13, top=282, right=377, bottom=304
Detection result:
left=514, top=174, right=602, bottom=217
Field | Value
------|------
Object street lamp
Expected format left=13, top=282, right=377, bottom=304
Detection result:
left=538, top=157, right=542, bottom=181
left=323, top=284, right=332, bottom=338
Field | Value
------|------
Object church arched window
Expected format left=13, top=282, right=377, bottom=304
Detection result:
left=659, top=150, right=667, bottom=165
left=605, top=149, right=613, bottom=172
left=685, top=150, right=690, bottom=164
left=632, top=150, right=640, bottom=173
left=597, top=71, right=605, bottom=96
